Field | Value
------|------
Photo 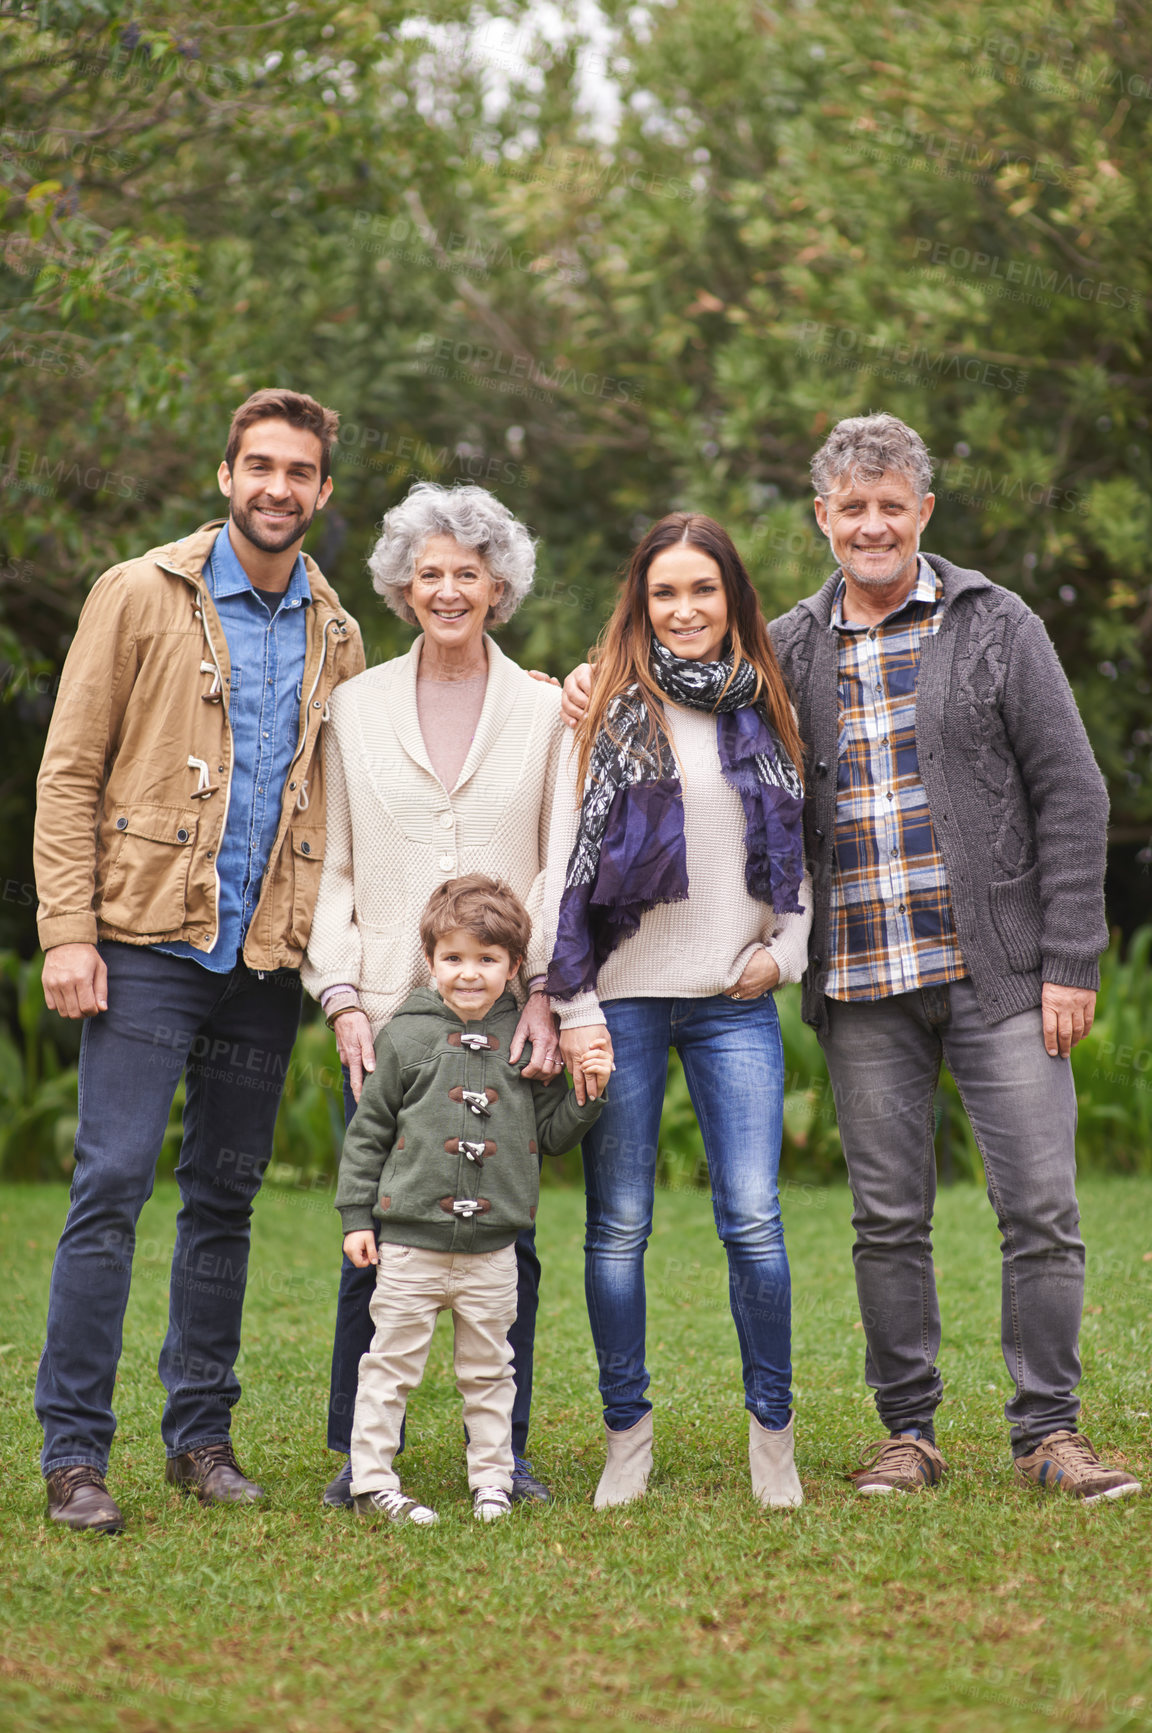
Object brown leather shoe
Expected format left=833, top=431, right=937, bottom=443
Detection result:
left=46, top=1465, right=125, bottom=1533
left=165, top=1442, right=265, bottom=1505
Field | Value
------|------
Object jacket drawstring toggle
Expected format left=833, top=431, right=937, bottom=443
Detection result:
left=187, top=754, right=218, bottom=799
left=199, top=659, right=223, bottom=703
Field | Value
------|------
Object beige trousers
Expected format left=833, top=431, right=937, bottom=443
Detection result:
left=349, top=1241, right=519, bottom=1496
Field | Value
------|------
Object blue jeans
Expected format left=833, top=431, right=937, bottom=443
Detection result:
left=819, top=978, right=1084, bottom=1452
left=36, top=943, right=302, bottom=1474
left=326, top=1073, right=542, bottom=1459
left=581, top=994, right=792, bottom=1433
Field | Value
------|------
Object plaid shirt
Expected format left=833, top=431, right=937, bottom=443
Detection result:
left=825, top=559, right=967, bottom=1000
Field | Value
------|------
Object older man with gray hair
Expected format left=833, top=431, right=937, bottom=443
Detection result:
left=769, top=410, right=1139, bottom=1499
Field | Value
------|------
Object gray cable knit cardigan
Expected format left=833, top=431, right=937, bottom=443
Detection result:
left=767, top=554, right=1109, bottom=1033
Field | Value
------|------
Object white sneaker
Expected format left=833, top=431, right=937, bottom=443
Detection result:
left=473, top=1486, right=512, bottom=1522
left=353, top=1488, right=438, bottom=1525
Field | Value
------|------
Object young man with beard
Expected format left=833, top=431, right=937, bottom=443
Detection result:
left=34, top=389, right=365, bottom=1532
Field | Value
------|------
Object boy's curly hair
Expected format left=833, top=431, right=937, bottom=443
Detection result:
left=419, top=874, right=530, bottom=964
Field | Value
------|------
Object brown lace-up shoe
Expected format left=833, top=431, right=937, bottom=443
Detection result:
left=46, top=1465, right=125, bottom=1533
left=1014, top=1431, right=1142, bottom=1502
left=850, top=1432, right=948, bottom=1495
left=166, top=1442, right=265, bottom=1505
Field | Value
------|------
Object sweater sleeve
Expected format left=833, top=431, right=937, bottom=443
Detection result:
left=531, top=1070, right=606, bottom=1157
left=998, top=611, right=1109, bottom=990
left=301, top=701, right=364, bottom=1007
left=761, top=865, right=814, bottom=985
left=542, top=729, right=606, bottom=1030
left=334, top=1029, right=404, bottom=1234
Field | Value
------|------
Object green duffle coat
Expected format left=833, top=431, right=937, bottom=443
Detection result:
left=335, top=986, right=604, bottom=1254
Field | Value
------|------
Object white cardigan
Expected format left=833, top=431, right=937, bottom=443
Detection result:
left=302, top=635, right=565, bottom=1035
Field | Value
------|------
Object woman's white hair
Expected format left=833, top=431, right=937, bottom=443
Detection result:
left=367, top=482, right=537, bottom=626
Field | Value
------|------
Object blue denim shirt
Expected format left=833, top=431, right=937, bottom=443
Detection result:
left=159, top=523, right=310, bottom=971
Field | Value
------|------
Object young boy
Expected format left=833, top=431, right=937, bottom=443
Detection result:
left=336, top=874, right=611, bottom=1524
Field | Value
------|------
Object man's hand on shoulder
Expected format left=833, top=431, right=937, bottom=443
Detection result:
left=42, top=943, right=109, bottom=1020
left=1041, top=982, right=1096, bottom=1059
left=560, top=662, right=592, bottom=728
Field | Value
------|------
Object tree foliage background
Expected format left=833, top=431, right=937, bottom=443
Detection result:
left=2, top=0, right=1149, bottom=952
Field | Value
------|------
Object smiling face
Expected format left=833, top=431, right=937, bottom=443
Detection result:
left=645, top=543, right=729, bottom=663
left=429, top=927, right=520, bottom=1022
left=405, top=534, right=505, bottom=651
left=813, top=468, right=935, bottom=601
left=217, top=418, right=332, bottom=555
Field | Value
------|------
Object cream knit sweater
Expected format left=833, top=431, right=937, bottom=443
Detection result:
left=543, top=705, right=813, bottom=1029
left=301, top=635, right=565, bottom=1035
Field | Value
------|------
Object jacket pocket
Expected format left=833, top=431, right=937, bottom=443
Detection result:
left=99, top=805, right=197, bottom=936
left=989, top=862, right=1042, bottom=974
left=289, top=825, right=326, bottom=950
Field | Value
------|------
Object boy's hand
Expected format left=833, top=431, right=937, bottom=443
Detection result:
left=579, top=1035, right=614, bottom=1096
left=560, top=1025, right=614, bottom=1102
left=560, top=662, right=592, bottom=728
left=343, top=1230, right=379, bottom=1267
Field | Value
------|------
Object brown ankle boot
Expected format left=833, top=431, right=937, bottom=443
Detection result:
left=46, top=1465, right=124, bottom=1534
left=166, top=1442, right=265, bottom=1505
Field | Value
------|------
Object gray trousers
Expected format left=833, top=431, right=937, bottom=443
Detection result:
left=819, top=977, right=1083, bottom=1453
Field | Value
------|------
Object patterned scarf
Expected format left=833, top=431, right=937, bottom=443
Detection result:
left=547, top=636, right=805, bottom=1001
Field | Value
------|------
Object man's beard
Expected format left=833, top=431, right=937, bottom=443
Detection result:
left=230, top=497, right=317, bottom=554
left=840, top=547, right=917, bottom=590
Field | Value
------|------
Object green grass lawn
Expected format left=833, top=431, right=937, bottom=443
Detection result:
left=2, top=1175, right=1151, bottom=1733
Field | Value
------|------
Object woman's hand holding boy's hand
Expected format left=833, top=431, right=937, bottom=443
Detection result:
left=725, top=947, right=781, bottom=1001
left=560, top=1023, right=614, bottom=1104
left=343, top=1230, right=379, bottom=1268
left=578, top=1034, right=614, bottom=1098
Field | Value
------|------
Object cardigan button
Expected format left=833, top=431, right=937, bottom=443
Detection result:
left=815, top=759, right=829, bottom=774
left=439, top=811, right=455, bottom=829
left=814, top=827, right=825, bottom=839
left=439, top=855, right=455, bottom=872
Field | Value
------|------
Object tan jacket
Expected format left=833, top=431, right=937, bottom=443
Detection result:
left=34, top=520, right=365, bottom=971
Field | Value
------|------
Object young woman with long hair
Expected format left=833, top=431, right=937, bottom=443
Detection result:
left=543, top=512, right=812, bottom=1511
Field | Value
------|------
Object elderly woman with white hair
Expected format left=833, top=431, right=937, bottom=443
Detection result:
left=303, top=482, right=585, bottom=1509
